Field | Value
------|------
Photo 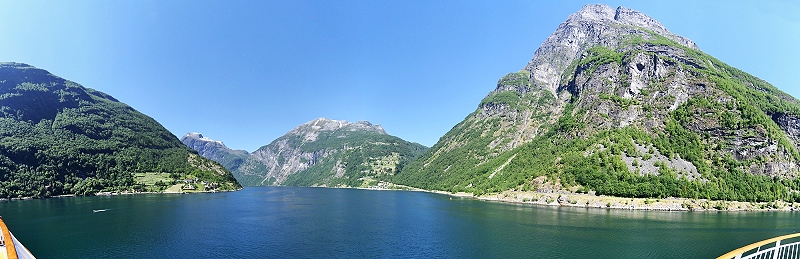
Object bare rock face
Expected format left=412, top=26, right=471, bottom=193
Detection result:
left=774, top=113, right=800, bottom=144
left=525, top=4, right=696, bottom=97
left=521, top=4, right=800, bottom=179
left=457, top=5, right=703, bottom=156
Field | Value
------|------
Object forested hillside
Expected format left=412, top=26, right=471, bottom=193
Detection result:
left=0, top=62, right=240, bottom=198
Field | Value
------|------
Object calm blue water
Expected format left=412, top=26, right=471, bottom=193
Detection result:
left=2, top=187, right=800, bottom=258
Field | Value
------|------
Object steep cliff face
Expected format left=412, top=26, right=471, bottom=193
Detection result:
left=526, top=4, right=697, bottom=97
left=397, top=5, right=800, bottom=202
left=233, top=118, right=427, bottom=187
left=181, top=133, right=249, bottom=171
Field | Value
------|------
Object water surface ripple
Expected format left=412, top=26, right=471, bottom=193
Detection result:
left=1, top=187, right=798, bottom=258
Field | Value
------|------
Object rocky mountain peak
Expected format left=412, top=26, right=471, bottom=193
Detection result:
left=181, top=132, right=226, bottom=147
left=399, top=4, right=800, bottom=202
left=565, top=5, right=673, bottom=38
left=0, top=62, right=32, bottom=69
left=183, top=132, right=206, bottom=140
left=288, top=118, right=387, bottom=142
left=564, top=4, right=616, bottom=23
left=522, top=4, right=697, bottom=96
left=613, top=6, right=668, bottom=34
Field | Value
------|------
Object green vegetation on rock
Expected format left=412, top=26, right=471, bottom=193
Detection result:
left=281, top=131, right=427, bottom=187
left=393, top=7, right=800, bottom=203
left=232, top=118, right=427, bottom=187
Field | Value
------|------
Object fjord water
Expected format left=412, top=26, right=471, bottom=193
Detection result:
left=2, top=187, right=800, bottom=258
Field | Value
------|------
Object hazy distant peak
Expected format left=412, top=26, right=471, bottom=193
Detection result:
left=0, top=62, right=34, bottom=69
left=184, top=132, right=205, bottom=139
left=181, top=132, right=226, bottom=147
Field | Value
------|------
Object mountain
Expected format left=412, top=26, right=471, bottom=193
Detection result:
left=0, top=62, right=241, bottom=198
left=232, top=118, right=427, bottom=187
left=395, top=4, right=800, bottom=202
left=181, top=132, right=249, bottom=171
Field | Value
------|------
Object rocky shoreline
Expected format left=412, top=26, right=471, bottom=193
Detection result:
left=5, top=184, right=798, bottom=212
left=351, top=182, right=800, bottom=212
left=461, top=190, right=800, bottom=212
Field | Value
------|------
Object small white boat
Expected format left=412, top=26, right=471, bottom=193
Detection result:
left=0, top=216, right=36, bottom=259
left=92, top=209, right=108, bottom=213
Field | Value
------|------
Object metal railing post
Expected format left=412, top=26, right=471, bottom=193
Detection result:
left=774, top=240, right=782, bottom=259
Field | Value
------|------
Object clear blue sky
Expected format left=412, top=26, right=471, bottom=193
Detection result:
left=0, top=1, right=797, bottom=152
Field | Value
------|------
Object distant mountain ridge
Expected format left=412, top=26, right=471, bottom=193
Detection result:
left=0, top=62, right=241, bottom=198
left=181, top=133, right=249, bottom=171
left=395, top=4, right=800, bottom=202
left=236, top=118, right=427, bottom=187
left=185, top=118, right=427, bottom=187
left=284, top=118, right=387, bottom=140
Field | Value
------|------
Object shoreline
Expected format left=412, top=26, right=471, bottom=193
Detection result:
left=354, top=182, right=799, bottom=212
left=0, top=187, right=244, bottom=202
left=445, top=190, right=800, bottom=212
left=4, top=183, right=798, bottom=212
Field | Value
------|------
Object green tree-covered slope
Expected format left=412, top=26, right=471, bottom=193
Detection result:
left=394, top=5, right=800, bottom=202
left=233, top=118, right=427, bottom=187
left=0, top=62, right=241, bottom=198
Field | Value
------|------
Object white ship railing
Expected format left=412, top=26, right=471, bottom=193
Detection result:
left=0, top=216, right=36, bottom=259
left=718, top=233, right=800, bottom=259
left=10, top=232, right=35, bottom=259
